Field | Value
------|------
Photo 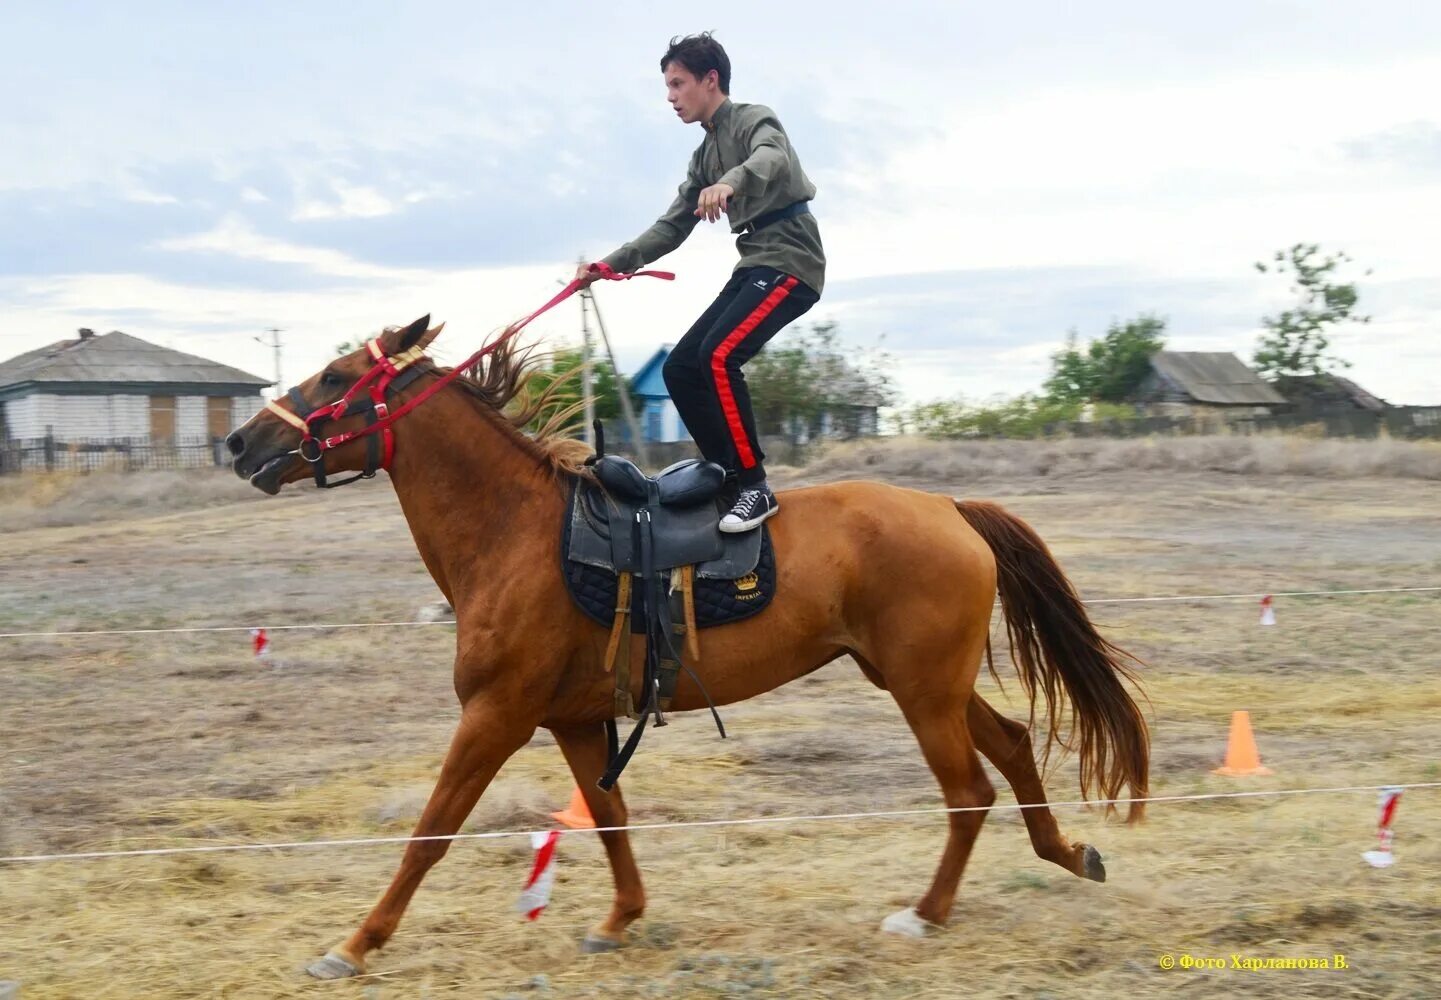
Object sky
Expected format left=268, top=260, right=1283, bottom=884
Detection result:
left=3, top=1, right=1439, bottom=407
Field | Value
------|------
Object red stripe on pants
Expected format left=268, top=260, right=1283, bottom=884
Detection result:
left=709, top=276, right=797, bottom=469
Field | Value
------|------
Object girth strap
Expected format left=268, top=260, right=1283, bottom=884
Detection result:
left=607, top=573, right=636, bottom=721
left=657, top=569, right=688, bottom=712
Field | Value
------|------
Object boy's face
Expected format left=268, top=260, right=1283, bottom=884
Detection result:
left=664, top=61, right=717, bottom=124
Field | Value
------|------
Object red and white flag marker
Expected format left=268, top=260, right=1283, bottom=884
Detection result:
left=249, top=627, right=271, bottom=662
left=1362, top=786, right=1403, bottom=868
left=1259, top=595, right=1276, bottom=626
left=516, top=830, right=561, bottom=920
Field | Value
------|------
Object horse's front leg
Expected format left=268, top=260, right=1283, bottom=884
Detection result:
left=306, top=695, right=538, bottom=979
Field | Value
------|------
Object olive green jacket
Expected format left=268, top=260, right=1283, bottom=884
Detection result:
left=601, top=99, right=825, bottom=295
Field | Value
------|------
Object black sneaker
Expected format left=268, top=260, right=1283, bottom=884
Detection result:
left=719, top=486, right=778, bottom=533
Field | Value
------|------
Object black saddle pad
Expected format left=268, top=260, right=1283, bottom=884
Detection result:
left=560, top=482, right=776, bottom=631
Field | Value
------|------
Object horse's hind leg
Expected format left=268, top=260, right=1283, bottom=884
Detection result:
left=883, top=677, right=996, bottom=935
left=968, top=695, right=1106, bottom=882
left=551, top=722, right=647, bottom=953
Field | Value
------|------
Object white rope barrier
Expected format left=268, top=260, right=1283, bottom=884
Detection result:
left=1085, top=586, right=1441, bottom=605
left=4, top=781, right=1437, bottom=866
left=2, top=586, right=1436, bottom=640
left=0, top=620, right=449, bottom=639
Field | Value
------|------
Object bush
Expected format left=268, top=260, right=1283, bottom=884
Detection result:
left=809, top=434, right=1441, bottom=481
left=901, top=395, right=1089, bottom=438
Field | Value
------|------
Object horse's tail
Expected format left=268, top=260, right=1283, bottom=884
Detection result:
left=954, top=499, right=1151, bottom=823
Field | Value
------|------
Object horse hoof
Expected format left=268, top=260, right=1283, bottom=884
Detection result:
left=1080, top=844, right=1106, bottom=883
left=305, top=950, right=363, bottom=979
left=581, top=934, right=623, bottom=954
left=880, top=907, right=939, bottom=938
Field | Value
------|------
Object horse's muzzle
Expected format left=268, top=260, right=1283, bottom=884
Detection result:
left=227, top=429, right=294, bottom=493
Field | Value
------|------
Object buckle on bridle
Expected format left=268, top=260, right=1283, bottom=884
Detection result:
left=298, top=437, right=324, bottom=463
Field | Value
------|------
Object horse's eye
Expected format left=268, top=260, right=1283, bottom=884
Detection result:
left=320, top=370, right=345, bottom=388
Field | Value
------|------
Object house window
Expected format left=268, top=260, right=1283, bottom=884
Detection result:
left=207, top=397, right=232, bottom=439
left=150, top=395, right=176, bottom=442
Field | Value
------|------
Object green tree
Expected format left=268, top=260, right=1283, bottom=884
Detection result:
left=745, top=340, right=820, bottom=436
left=523, top=345, right=630, bottom=431
left=335, top=339, right=364, bottom=357
left=745, top=321, right=897, bottom=439
left=1253, top=243, right=1371, bottom=378
left=1043, top=315, right=1167, bottom=404
left=1042, top=330, right=1097, bottom=404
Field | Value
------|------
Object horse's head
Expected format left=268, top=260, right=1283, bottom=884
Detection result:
left=227, top=315, right=444, bottom=494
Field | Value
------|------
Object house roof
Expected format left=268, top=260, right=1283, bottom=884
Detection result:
left=1149, top=351, right=1286, bottom=405
left=1272, top=373, right=1388, bottom=411
left=631, top=345, right=672, bottom=398
left=0, top=330, right=270, bottom=392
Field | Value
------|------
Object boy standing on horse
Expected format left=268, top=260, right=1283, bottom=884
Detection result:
left=578, top=32, right=824, bottom=533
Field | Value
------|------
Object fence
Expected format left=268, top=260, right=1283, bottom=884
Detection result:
left=0, top=434, right=231, bottom=475
left=1040, top=405, right=1441, bottom=442
left=0, top=432, right=806, bottom=478
left=5, top=407, right=1437, bottom=477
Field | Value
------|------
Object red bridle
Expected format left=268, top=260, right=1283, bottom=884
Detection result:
left=264, top=263, right=673, bottom=488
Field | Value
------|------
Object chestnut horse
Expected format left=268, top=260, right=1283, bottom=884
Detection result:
left=225, top=316, right=1150, bottom=979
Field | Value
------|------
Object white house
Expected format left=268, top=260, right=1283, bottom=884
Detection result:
left=0, top=329, right=270, bottom=443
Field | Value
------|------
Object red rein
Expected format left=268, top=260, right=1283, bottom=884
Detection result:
left=282, top=263, right=674, bottom=469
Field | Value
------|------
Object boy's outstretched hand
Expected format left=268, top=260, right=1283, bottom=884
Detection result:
left=694, top=182, right=734, bottom=222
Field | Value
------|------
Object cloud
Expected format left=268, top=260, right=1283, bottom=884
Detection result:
left=3, top=2, right=1440, bottom=412
left=1341, top=121, right=1441, bottom=173
left=157, top=214, right=403, bottom=280
left=0, top=113, right=725, bottom=283
left=292, top=180, right=400, bottom=221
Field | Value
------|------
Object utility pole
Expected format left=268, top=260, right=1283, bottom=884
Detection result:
left=578, top=288, right=597, bottom=448
left=566, top=257, right=647, bottom=463
left=253, top=328, right=283, bottom=397
left=585, top=287, right=649, bottom=467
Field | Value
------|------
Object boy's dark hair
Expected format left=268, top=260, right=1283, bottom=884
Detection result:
left=661, top=32, right=730, bottom=94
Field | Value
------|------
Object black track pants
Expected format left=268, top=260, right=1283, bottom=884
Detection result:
left=662, top=266, right=820, bottom=487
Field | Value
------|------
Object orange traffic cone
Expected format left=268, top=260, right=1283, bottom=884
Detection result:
left=1212, top=710, right=1273, bottom=776
left=551, top=786, right=596, bottom=829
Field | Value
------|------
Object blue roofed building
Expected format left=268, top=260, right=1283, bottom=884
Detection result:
left=627, top=345, right=691, bottom=444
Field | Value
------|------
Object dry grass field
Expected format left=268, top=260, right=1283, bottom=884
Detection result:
left=2, top=436, right=1439, bottom=999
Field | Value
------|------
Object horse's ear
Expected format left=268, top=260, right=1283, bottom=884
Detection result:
left=381, top=315, right=442, bottom=356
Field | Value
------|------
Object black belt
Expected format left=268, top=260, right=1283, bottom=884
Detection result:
left=742, top=200, right=810, bottom=233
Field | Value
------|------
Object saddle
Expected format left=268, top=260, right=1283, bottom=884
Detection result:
left=567, top=455, right=765, bottom=578
left=561, top=426, right=775, bottom=790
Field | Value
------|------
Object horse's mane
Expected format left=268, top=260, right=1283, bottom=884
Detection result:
left=409, top=331, right=597, bottom=484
